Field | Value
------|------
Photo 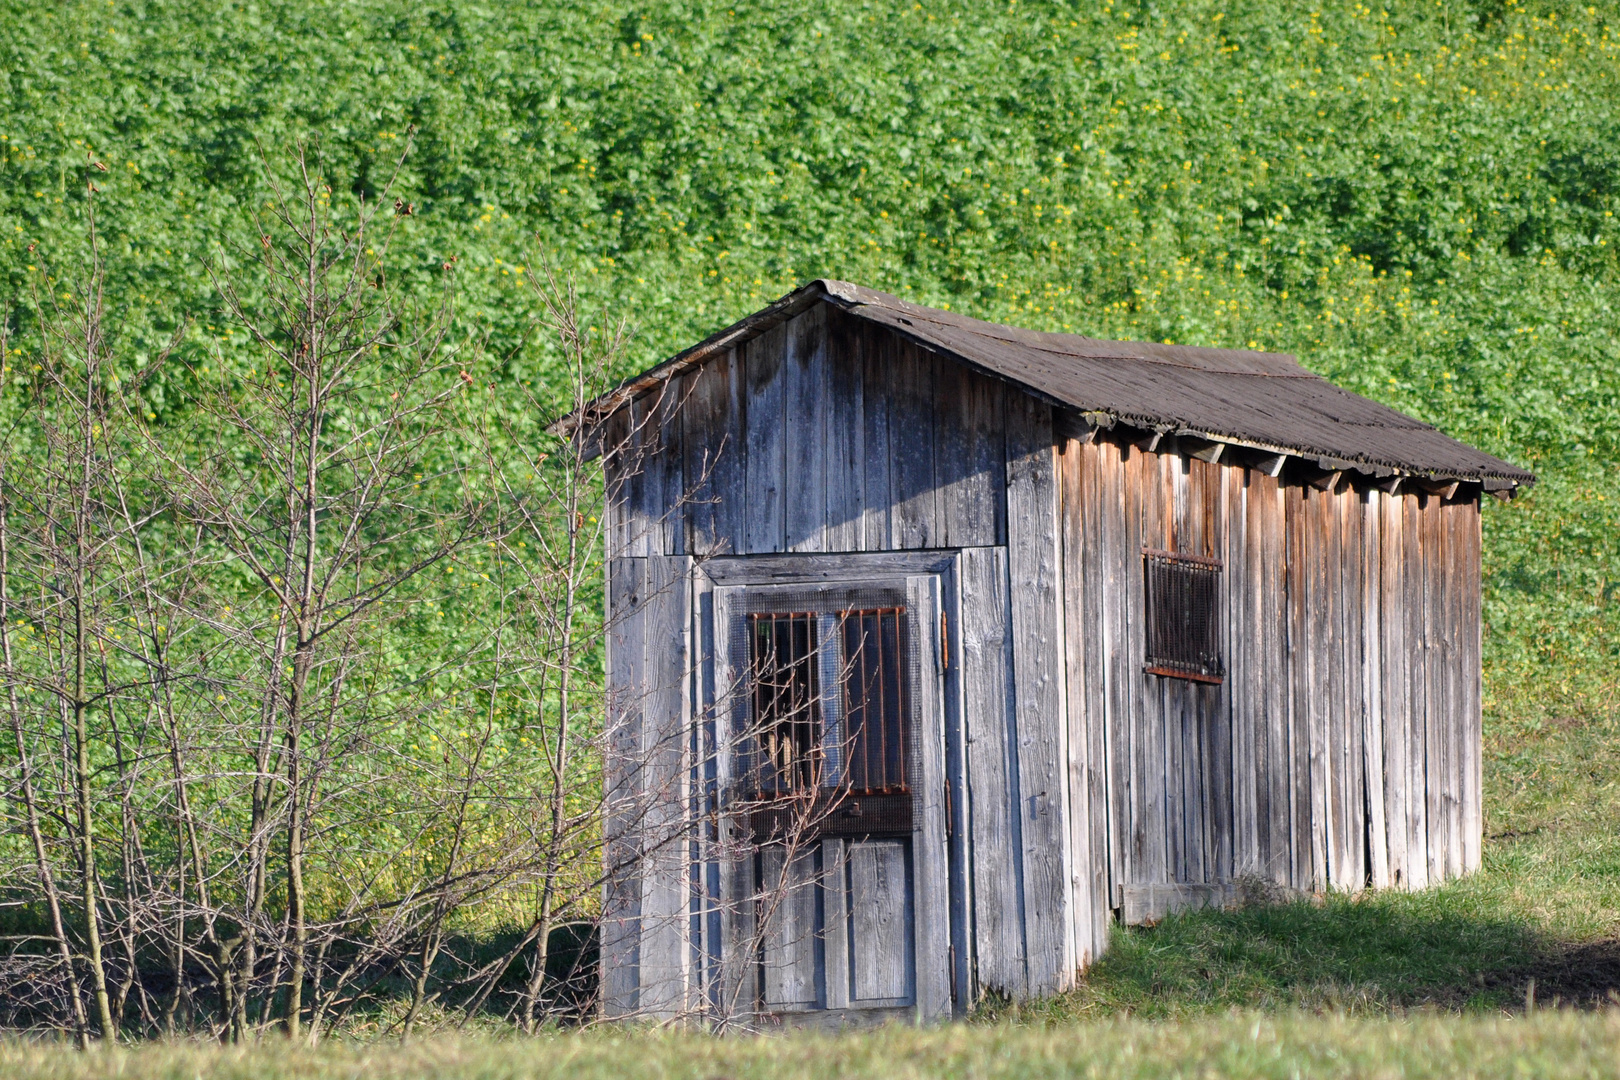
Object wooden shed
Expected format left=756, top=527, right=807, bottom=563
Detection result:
left=569, top=280, right=1533, bottom=1026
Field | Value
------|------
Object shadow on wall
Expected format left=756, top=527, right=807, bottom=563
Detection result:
left=1000, top=886, right=1620, bottom=1018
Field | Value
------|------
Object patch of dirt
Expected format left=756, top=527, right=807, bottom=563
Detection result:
left=1487, top=939, right=1620, bottom=1009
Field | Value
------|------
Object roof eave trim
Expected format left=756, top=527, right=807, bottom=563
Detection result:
left=1079, top=415, right=1533, bottom=488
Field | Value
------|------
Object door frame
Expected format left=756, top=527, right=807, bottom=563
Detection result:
left=694, top=551, right=967, bottom=1025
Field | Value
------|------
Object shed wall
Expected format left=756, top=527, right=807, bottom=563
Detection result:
left=1059, top=433, right=1482, bottom=924
left=601, top=304, right=1485, bottom=1017
left=606, top=306, right=1010, bottom=559
left=602, top=306, right=1082, bottom=1007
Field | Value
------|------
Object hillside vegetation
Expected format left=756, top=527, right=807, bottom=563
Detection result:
left=1, top=0, right=1619, bottom=1039
left=5, top=0, right=1618, bottom=723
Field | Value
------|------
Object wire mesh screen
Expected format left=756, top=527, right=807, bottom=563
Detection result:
left=746, top=612, right=823, bottom=796
left=1143, top=549, right=1224, bottom=684
left=839, top=608, right=909, bottom=795
left=733, top=592, right=915, bottom=838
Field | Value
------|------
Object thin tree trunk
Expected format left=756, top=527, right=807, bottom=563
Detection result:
left=0, top=486, right=91, bottom=1048
left=73, top=599, right=116, bottom=1039
left=71, top=392, right=117, bottom=1041
left=522, top=339, right=589, bottom=1034
left=283, top=649, right=309, bottom=1041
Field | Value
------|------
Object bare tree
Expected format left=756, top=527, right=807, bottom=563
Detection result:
left=0, top=144, right=752, bottom=1045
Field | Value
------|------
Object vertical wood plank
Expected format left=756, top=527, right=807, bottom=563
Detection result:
left=602, top=557, right=647, bottom=1016
left=622, top=384, right=684, bottom=559
left=1362, top=490, right=1391, bottom=890
left=1137, top=448, right=1168, bottom=887
left=605, top=408, right=643, bottom=559
left=1005, top=394, right=1073, bottom=993
left=709, top=585, right=753, bottom=1024
left=760, top=847, right=821, bottom=1010
left=960, top=545, right=1027, bottom=997
left=653, top=376, right=688, bottom=557
left=940, top=551, right=975, bottom=1010
left=637, top=553, right=695, bottom=1017
left=1311, top=487, right=1333, bottom=892
left=890, top=341, right=938, bottom=549
left=1208, top=464, right=1233, bottom=887
left=1443, top=500, right=1464, bottom=880
left=824, top=309, right=866, bottom=553
left=1231, top=466, right=1260, bottom=879
left=1463, top=501, right=1484, bottom=873
left=1343, top=488, right=1368, bottom=891
left=1061, top=438, right=1109, bottom=966
left=1258, top=471, right=1292, bottom=883
left=1326, top=487, right=1349, bottom=890
left=1404, top=491, right=1432, bottom=890
left=1426, top=497, right=1448, bottom=883
left=821, top=839, right=851, bottom=1010
left=860, top=328, right=894, bottom=551
left=1379, top=490, right=1411, bottom=889
left=743, top=322, right=788, bottom=554
left=908, top=573, right=954, bottom=1020
left=683, top=350, right=745, bottom=558
left=1327, top=487, right=1353, bottom=891
left=626, top=397, right=658, bottom=559
left=1164, top=457, right=1188, bottom=884
left=785, top=306, right=830, bottom=554
left=936, top=367, right=1007, bottom=549
left=692, top=567, right=720, bottom=1011
left=1286, top=482, right=1313, bottom=892
left=1101, top=439, right=1132, bottom=907
left=848, top=841, right=915, bottom=1003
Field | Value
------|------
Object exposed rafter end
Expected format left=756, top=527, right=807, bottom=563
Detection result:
left=1414, top=477, right=1461, bottom=500
left=1189, top=440, right=1226, bottom=464
left=1134, top=429, right=1166, bottom=453
left=1253, top=452, right=1287, bottom=478
left=1056, top=410, right=1099, bottom=445
left=1308, top=470, right=1344, bottom=492
left=1377, top=476, right=1404, bottom=494
left=1483, top=478, right=1519, bottom=502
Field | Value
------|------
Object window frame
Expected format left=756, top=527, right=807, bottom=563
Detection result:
left=1141, top=546, right=1225, bottom=685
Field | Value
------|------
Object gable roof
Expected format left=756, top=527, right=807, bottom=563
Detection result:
left=560, top=279, right=1534, bottom=490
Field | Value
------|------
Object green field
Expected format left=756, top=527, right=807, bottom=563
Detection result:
left=5, top=0, right=1617, bottom=729
left=4, top=1013, right=1620, bottom=1079
left=3, top=0, right=1620, bottom=1070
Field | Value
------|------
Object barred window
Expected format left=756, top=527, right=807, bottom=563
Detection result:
left=1143, top=549, right=1224, bottom=684
left=743, top=606, right=910, bottom=798
left=838, top=607, right=909, bottom=795
left=747, top=611, right=823, bottom=796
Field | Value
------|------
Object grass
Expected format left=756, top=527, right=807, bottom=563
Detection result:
left=3, top=705, right=1614, bottom=1074
left=4, top=1013, right=1620, bottom=1079
left=1001, top=690, right=1620, bottom=1021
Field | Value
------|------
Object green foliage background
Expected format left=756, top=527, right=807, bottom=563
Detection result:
left=2, top=0, right=1617, bottom=802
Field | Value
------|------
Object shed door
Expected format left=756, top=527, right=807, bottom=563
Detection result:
left=711, top=575, right=951, bottom=1024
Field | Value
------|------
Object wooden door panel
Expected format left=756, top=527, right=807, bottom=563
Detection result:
left=707, top=564, right=957, bottom=1023
left=760, top=847, right=822, bottom=1010
left=846, top=839, right=915, bottom=1004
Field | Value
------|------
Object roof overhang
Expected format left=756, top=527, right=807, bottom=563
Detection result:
left=550, top=280, right=1535, bottom=496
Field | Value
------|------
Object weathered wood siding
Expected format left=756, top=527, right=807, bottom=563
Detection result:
left=600, top=301, right=1485, bottom=1015
left=601, top=553, right=695, bottom=1018
left=602, top=306, right=1084, bottom=1005
left=1059, top=432, right=1482, bottom=918
left=606, top=308, right=1009, bottom=559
